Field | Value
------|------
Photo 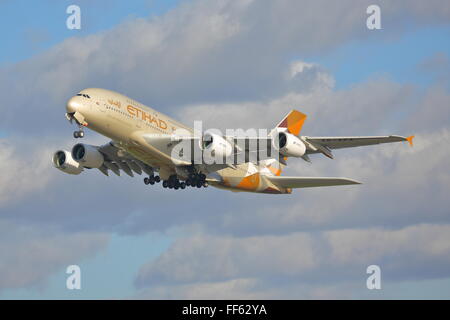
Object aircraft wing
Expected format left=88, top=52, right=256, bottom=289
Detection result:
left=302, top=135, right=414, bottom=159
left=95, top=142, right=155, bottom=177
left=267, top=176, right=361, bottom=188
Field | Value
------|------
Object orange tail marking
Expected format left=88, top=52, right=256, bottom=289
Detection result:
left=236, top=173, right=260, bottom=191
left=406, top=135, right=415, bottom=147
left=277, top=110, right=307, bottom=135
left=268, top=165, right=282, bottom=176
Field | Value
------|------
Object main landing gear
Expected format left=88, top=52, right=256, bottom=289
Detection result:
left=143, top=174, right=161, bottom=185
left=185, top=173, right=208, bottom=188
left=162, top=173, right=208, bottom=190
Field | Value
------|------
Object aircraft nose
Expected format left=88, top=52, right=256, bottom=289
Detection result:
left=66, top=97, right=82, bottom=113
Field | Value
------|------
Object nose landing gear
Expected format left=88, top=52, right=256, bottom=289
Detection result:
left=66, top=111, right=87, bottom=139
left=71, top=119, right=85, bottom=138
left=73, top=129, right=84, bottom=138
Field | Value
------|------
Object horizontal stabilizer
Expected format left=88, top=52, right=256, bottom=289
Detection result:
left=303, top=135, right=413, bottom=150
left=267, top=176, right=361, bottom=189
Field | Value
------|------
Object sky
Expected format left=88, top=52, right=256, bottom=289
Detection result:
left=0, top=0, right=449, bottom=299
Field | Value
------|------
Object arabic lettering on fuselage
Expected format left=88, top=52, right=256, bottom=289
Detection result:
left=107, top=99, right=121, bottom=108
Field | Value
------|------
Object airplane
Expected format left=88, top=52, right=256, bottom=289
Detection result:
left=52, top=88, right=414, bottom=194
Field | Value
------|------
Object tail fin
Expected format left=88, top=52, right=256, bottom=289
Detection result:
left=262, top=110, right=307, bottom=176
left=276, top=110, right=307, bottom=135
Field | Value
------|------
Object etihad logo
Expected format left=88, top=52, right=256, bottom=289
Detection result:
left=127, top=105, right=168, bottom=130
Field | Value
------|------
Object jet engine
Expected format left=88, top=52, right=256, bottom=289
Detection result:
left=273, top=131, right=306, bottom=157
left=71, top=143, right=104, bottom=168
left=52, top=150, right=83, bottom=175
left=201, top=132, right=233, bottom=160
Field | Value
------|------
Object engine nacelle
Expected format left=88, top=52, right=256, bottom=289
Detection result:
left=273, top=131, right=306, bottom=157
left=71, top=143, right=104, bottom=168
left=52, top=150, right=83, bottom=175
left=201, top=132, right=233, bottom=160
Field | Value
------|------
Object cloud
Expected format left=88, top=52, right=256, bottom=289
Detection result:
left=135, top=224, right=450, bottom=298
left=179, top=77, right=416, bottom=134
left=0, top=220, right=109, bottom=291
left=1, top=0, right=450, bottom=135
left=0, top=139, right=54, bottom=207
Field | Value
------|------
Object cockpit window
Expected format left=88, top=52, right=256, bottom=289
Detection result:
left=76, top=93, right=91, bottom=98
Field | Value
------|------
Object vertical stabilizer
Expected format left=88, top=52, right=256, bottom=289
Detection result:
left=276, top=110, right=307, bottom=135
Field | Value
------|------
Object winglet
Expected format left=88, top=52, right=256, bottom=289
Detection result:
left=406, top=135, right=415, bottom=147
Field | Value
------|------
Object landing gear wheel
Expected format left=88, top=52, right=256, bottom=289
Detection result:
left=155, top=176, right=161, bottom=183
left=73, top=130, right=84, bottom=138
left=196, top=181, right=203, bottom=188
left=180, top=182, right=186, bottom=189
left=162, top=181, right=168, bottom=188
left=144, top=177, right=150, bottom=185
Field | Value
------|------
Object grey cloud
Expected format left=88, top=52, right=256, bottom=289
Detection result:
left=135, top=224, right=450, bottom=298
left=0, top=220, right=109, bottom=291
left=405, top=86, right=450, bottom=133
left=1, top=0, right=449, bottom=136
left=179, top=77, right=416, bottom=135
left=134, top=278, right=358, bottom=299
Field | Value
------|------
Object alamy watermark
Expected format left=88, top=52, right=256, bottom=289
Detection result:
left=66, top=5, right=81, bottom=30
left=168, top=122, right=283, bottom=168
left=366, top=5, right=381, bottom=30
left=366, top=265, right=382, bottom=290
left=66, top=265, right=81, bottom=290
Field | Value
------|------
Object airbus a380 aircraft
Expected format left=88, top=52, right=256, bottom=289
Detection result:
left=53, top=88, right=414, bottom=194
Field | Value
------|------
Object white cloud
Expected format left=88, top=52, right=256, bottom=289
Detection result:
left=0, top=139, right=54, bottom=207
